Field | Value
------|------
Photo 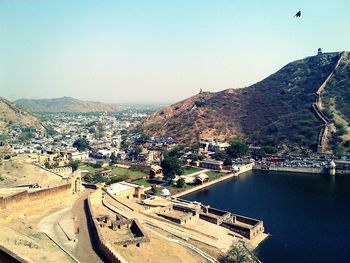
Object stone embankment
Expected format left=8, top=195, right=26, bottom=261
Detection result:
left=254, top=165, right=327, bottom=175
left=173, top=163, right=254, bottom=198
left=313, top=52, right=345, bottom=153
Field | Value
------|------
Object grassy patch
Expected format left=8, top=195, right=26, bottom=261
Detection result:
left=110, top=167, right=147, bottom=180
left=182, top=167, right=201, bottom=175
left=80, top=164, right=147, bottom=181
left=133, top=178, right=152, bottom=187
left=205, top=171, right=226, bottom=180
left=79, top=165, right=96, bottom=173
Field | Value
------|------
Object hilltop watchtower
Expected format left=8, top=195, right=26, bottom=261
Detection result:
left=318, top=48, right=322, bottom=56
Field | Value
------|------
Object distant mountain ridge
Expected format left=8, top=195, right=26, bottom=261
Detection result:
left=0, top=97, right=44, bottom=132
left=15, top=96, right=121, bottom=113
left=140, top=51, right=350, bottom=153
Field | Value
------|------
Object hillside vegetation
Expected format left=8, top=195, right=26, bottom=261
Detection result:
left=15, top=96, right=121, bottom=113
left=140, top=52, right=346, bottom=152
left=321, top=52, right=350, bottom=154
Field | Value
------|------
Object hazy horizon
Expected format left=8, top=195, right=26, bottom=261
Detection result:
left=1, top=0, right=349, bottom=103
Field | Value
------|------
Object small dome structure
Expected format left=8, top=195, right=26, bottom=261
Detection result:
left=160, top=188, right=170, bottom=197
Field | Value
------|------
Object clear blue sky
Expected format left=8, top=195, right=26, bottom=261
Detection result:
left=1, top=0, right=349, bottom=103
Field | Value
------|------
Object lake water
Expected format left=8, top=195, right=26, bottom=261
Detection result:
left=183, top=171, right=350, bottom=263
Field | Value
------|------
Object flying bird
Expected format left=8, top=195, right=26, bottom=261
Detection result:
left=295, top=11, right=301, bottom=17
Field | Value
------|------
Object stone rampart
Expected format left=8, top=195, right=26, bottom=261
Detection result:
left=313, top=52, right=345, bottom=153
left=86, top=193, right=127, bottom=263
left=48, top=167, right=72, bottom=177
left=0, top=184, right=71, bottom=210
left=267, top=166, right=326, bottom=174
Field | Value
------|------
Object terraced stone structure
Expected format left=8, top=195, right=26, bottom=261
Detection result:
left=200, top=206, right=264, bottom=240
left=97, top=214, right=149, bottom=248
left=156, top=204, right=200, bottom=225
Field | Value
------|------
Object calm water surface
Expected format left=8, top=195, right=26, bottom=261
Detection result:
left=183, top=171, right=350, bottom=263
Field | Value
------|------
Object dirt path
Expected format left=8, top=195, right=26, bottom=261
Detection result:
left=39, top=190, right=106, bottom=263
left=71, top=190, right=106, bottom=263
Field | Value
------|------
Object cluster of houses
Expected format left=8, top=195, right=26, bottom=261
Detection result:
left=1, top=109, right=260, bottom=184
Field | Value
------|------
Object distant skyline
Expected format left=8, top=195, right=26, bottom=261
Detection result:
left=1, top=0, right=349, bottom=103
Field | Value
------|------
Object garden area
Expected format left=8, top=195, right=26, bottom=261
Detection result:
left=79, top=163, right=148, bottom=184
left=205, top=171, right=226, bottom=180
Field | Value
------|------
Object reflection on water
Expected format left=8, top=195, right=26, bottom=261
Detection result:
left=184, top=171, right=350, bottom=263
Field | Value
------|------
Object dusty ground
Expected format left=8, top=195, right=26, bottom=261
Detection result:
left=147, top=224, right=224, bottom=260
left=115, top=229, right=207, bottom=263
left=0, top=224, right=74, bottom=263
left=39, top=189, right=105, bottom=263
left=0, top=157, right=63, bottom=188
left=94, top=203, right=208, bottom=263
left=104, top=193, right=268, bottom=253
left=0, top=193, right=79, bottom=263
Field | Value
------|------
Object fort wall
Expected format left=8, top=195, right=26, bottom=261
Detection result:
left=86, top=192, right=127, bottom=263
left=48, top=167, right=72, bottom=177
left=260, top=166, right=327, bottom=174
left=0, top=184, right=71, bottom=209
left=313, top=52, right=345, bottom=153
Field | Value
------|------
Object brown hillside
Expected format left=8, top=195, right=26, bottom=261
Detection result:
left=0, top=97, right=44, bottom=132
left=15, top=96, right=121, bottom=113
left=140, top=52, right=344, bottom=150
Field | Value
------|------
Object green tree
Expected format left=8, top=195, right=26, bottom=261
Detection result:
left=168, top=146, right=183, bottom=158
left=82, top=173, right=94, bottom=183
left=69, top=161, right=79, bottom=172
left=45, top=126, right=57, bottom=137
left=226, top=139, right=248, bottom=158
left=92, top=162, right=103, bottom=168
left=219, top=243, right=256, bottom=263
left=73, top=138, right=90, bottom=152
left=128, top=146, right=142, bottom=160
left=176, top=178, right=186, bottom=188
left=261, top=146, right=278, bottom=154
left=0, top=133, right=9, bottom=143
left=151, top=185, right=157, bottom=195
left=110, top=153, right=119, bottom=164
left=223, top=157, right=232, bottom=166
left=252, top=148, right=266, bottom=159
left=334, top=146, right=346, bottom=158
left=18, top=131, right=34, bottom=143
left=161, top=154, right=183, bottom=180
left=212, top=150, right=229, bottom=161
left=190, top=142, right=200, bottom=152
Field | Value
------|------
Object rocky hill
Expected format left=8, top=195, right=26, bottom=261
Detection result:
left=15, top=97, right=121, bottom=113
left=140, top=52, right=350, bottom=152
left=0, top=97, right=44, bottom=132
